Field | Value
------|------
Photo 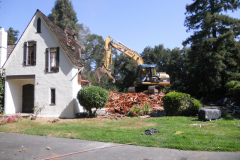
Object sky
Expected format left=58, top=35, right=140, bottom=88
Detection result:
left=0, top=0, right=240, bottom=53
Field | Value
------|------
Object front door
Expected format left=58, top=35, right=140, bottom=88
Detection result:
left=22, top=84, right=34, bottom=113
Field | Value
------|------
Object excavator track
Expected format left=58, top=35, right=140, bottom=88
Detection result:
left=128, top=87, right=136, bottom=93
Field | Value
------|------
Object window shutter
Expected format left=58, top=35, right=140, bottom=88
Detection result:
left=45, top=48, right=49, bottom=72
left=56, top=47, right=59, bottom=72
left=37, top=18, right=41, bottom=33
left=24, top=42, right=27, bottom=65
left=33, top=42, right=36, bottom=65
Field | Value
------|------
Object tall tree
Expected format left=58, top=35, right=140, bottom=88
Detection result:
left=7, top=27, right=19, bottom=45
left=48, top=0, right=78, bottom=30
left=113, top=53, right=137, bottom=91
left=183, top=0, right=240, bottom=96
left=141, top=45, right=171, bottom=78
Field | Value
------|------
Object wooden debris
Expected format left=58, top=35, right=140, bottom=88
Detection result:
left=105, top=91, right=164, bottom=114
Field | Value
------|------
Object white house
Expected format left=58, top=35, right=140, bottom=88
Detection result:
left=0, top=10, right=85, bottom=118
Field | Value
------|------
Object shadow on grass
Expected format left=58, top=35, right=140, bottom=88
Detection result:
left=191, top=118, right=200, bottom=121
left=221, top=111, right=240, bottom=120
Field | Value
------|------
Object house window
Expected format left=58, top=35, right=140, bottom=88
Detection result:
left=24, top=41, right=36, bottom=66
left=46, top=47, right=59, bottom=73
left=50, top=88, right=55, bottom=105
left=37, top=18, right=41, bottom=33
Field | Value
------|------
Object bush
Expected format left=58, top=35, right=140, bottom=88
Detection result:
left=77, top=86, right=109, bottom=116
left=129, top=105, right=143, bottom=117
left=0, top=113, right=22, bottom=125
left=162, top=91, right=203, bottom=116
left=128, top=103, right=151, bottom=117
left=142, top=103, right=151, bottom=115
left=181, top=98, right=203, bottom=116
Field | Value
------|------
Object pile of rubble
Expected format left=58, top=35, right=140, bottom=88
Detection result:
left=105, top=91, right=165, bottom=115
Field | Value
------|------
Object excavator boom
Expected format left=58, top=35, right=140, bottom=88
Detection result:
left=96, top=36, right=143, bottom=83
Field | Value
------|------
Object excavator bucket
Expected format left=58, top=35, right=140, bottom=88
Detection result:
left=95, top=67, right=116, bottom=83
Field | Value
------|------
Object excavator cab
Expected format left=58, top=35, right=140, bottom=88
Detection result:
left=129, top=64, right=170, bottom=93
left=136, top=64, right=158, bottom=84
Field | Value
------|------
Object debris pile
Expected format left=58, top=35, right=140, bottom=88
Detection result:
left=105, top=91, right=165, bottom=114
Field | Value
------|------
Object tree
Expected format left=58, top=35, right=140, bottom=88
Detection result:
left=183, top=0, right=240, bottom=96
left=76, top=23, right=91, bottom=46
left=167, top=47, right=190, bottom=92
left=7, top=27, right=19, bottom=45
left=113, top=53, right=137, bottom=91
left=48, top=0, right=78, bottom=30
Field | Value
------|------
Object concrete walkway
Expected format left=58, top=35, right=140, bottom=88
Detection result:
left=0, top=133, right=239, bottom=160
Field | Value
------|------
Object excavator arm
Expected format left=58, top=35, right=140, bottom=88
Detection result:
left=96, top=36, right=143, bottom=83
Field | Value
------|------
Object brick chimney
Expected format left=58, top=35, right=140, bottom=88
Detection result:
left=0, top=27, right=8, bottom=68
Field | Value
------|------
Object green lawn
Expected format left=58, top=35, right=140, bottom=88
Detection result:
left=0, top=116, right=239, bottom=151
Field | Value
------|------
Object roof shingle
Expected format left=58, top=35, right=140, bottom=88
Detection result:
left=38, top=10, right=83, bottom=68
left=7, top=45, right=16, bottom=58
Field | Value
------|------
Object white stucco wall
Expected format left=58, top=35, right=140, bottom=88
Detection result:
left=4, top=12, right=83, bottom=118
left=5, top=79, right=34, bottom=114
left=0, top=27, right=8, bottom=68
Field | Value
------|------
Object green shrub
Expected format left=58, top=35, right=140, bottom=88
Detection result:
left=129, top=105, right=143, bottom=117
left=142, top=103, right=151, bottom=115
left=181, top=98, right=203, bottom=116
left=77, top=86, right=109, bottom=116
left=128, top=103, right=151, bottom=117
left=162, top=91, right=202, bottom=116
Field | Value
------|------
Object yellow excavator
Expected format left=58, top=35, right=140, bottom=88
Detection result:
left=95, top=36, right=170, bottom=94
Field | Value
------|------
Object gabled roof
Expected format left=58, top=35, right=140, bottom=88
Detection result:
left=38, top=10, right=83, bottom=67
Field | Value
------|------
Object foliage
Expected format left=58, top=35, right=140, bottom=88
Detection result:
left=113, top=52, right=137, bottom=91
left=77, top=86, right=109, bottom=116
left=182, top=98, right=203, bottom=116
left=48, top=0, right=78, bottom=30
left=225, top=80, right=240, bottom=96
left=162, top=92, right=190, bottom=116
left=80, top=34, right=105, bottom=71
left=33, top=104, right=45, bottom=116
left=0, top=113, right=21, bottom=125
left=128, top=105, right=143, bottom=117
left=141, top=45, right=191, bottom=93
left=7, top=27, right=19, bottom=45
left=162, top=91, right=202, bottom=116
left=0, top=107, right=3, bottom=114
left=221, top=111, right=235, bottom=120
left=225, top=80, right=240, bottom=104
left=128, top=103, right=151, bottom=117
left=142, top=103, right=151, bottom=115
left=183, top=0, right=240, bottom=96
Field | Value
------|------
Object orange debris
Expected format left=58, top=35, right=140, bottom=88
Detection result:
left=105, top=91, right=164, bottom=114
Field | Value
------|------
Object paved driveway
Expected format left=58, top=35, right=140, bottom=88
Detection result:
left=0, top=133, right=239, bottom=160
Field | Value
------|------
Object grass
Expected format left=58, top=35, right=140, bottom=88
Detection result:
left=0, top=116, right=239, bottom=151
